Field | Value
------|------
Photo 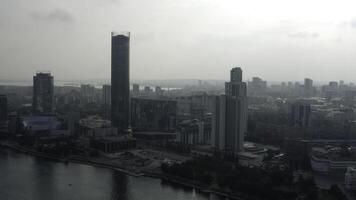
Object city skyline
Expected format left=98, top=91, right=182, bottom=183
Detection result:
left=1, top=0, right=356, bottom=81
left=2, top=1, right=356, bottom=200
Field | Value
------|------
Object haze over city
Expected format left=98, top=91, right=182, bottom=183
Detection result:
left=1, top=0, right=356, bottom=81
left=2, top=1, right=356, bottom=200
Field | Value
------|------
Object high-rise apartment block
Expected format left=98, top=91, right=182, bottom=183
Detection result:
left=80, top=84, right=95, bottom=104
left=304, top=78, right=313, bottom=97
left=33, top=72, right=54, bottom=114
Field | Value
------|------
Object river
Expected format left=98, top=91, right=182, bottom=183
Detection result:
left=0, top=148, right=226, bottom=200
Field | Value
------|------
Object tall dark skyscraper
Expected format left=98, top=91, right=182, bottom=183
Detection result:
left=304, top=78, right=313, bottom=97
left=0, top=95, right=7, bottom=123
left=213, top=67, right=247, bottom=154
left=111, top=32, right=130, bottom=133
left=33, top=72, right=54, bottom=114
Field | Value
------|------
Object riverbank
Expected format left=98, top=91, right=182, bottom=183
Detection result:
left=2, top=142, right=143, bottom=177
left=2, top=142, right=243, bottom=200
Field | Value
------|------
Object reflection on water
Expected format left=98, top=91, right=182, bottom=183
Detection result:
left=111, top=171, right=128, bottom=200
left=0, top=149, right=227, bottom=200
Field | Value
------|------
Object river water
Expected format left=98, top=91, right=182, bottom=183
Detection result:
left=0, top=148, right=225, bottom=200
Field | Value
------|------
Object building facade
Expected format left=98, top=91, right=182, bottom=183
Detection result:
left=178, top=120, right=212, bottom=145
left=131, top=98, right=177, bottom=132
left=304, top=78, right=313, bottom=97
left=213, top=67, right=248, bottom=155
left=33, top=72, right=54, bottom=114
left=102, top=84, right=111, bottom=106
left=111, top=32, right=130, bottom=133
left=247, top=77, right=267, bottom=96
left=80, top=84, right=96, bottom=104
left=290, top=102, right=311, bottom=127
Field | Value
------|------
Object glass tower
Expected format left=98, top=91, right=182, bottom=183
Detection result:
left=111, top=32, right=130, bottom=133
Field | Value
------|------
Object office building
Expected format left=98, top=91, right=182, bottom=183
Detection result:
left=80, top=84, right=95, bottom=104
left=213, top=67, right=247, bottom=155
left=131, top=98, right=177, bottom=132
left=322, top=81, right=339, bottom=99
left=247, top=77, right=267, bottom=96
left=304, top=78, right=313, bottom=97
left=33, top=72, right=54, bottom=114
left=111, top=32, right=130, bottom=133
left=175, top=93, right=215, bottom=121
left=290, top=102, right=311, bottom=127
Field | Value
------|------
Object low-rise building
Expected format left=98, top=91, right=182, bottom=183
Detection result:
left=90, top=136, right=136, bottom=153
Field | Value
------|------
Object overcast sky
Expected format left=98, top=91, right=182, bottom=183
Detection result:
left=1, top=0, right=356, bottom=82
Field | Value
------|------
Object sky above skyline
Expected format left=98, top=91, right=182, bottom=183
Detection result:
left=1, top=0, right=356, bottom=82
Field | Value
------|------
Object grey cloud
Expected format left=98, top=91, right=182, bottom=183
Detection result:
left=30, top=9, right=74, bottom=23
left=288, top=31, right=319, bottom=39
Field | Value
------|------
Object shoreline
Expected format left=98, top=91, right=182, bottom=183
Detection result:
left=2, top=142, right=243, bottom=200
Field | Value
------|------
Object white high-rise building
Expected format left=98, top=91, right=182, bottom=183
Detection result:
left=212, top=67, right=247, bottom=155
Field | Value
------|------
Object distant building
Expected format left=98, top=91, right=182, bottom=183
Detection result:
left=290, top=102, right=311, bottom=127
left=322, top=81, right=339, bottom=99
left=175, top=93, right=215, bottom=120
left=247, top=77, right=267, bottom=96
left=304, top=78, right=313, bottom=97
left=155, top=86, right=163, bottom=96
left=80, top=84, right=95, bottom=104
left=111, top=32, right=130, bottom=133
left=144, top=86, right=152, bottom=96
left=131, top=98, right=177, bottom=132
left=102, top=84, right=111, bottom=105
left=213, top=67, right=248, bottom=155
left=346, top=167, right=356, bottom=190
left=132, top=84, right=140, bottom=97
left=33, top=72, right=54, bottom=114
left=0, top=95, right=7, bottom=124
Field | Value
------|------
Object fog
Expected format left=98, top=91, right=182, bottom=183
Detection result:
left=1, top=0, right=356, bottom=81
